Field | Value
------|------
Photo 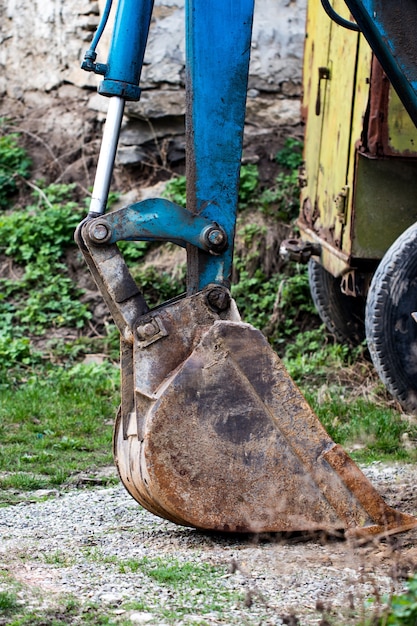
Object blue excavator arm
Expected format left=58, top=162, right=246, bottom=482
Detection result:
left=74, top=0, right=417, bottom=535
left=78, top=0, right=253, bottom=293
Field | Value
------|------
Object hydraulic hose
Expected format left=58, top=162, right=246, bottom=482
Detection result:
left=321, top=0, right=360, bottom=32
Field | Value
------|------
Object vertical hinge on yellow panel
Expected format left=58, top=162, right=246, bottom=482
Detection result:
left=335, top=185, right=349, bottom=223
left=315, top=66, right=331, bottom=116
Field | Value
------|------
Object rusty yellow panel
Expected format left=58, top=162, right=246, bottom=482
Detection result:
left=299, top=0, right=417, bottom=273
left=315, top=0, right=360, bottom=251
left=300, top=0, right=332, bottom=216
left=344, top=36, right=372, bottom=257
left=387, top=88, right=417, bottom=155
left=300, top=0, right=370, bottom=265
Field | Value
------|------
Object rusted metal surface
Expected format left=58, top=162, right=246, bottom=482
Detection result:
left=76, top=156, right=416, bottom=536
left=364, top=57, right=417, bottom=158
left=324, top=445, right=417, bottom=537
left=75, top=220, right=148, bottom=333
left=113, top=292, right=417, bottom=535
left=279, top=238, right=322, bottom=264
left=114, top=286, right=242, bottom=526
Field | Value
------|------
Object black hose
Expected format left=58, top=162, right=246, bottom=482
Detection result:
left=320, top=0, right=360, bottom=32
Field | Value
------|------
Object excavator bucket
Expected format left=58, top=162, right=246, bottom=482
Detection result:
left=112, top=288, right=417, bottom=535
left=76, top=0, right=417, bottom=537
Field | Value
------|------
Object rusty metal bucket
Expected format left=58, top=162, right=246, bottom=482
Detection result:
left=113, top=285, right=417, bottom=536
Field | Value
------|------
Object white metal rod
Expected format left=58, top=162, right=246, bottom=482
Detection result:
left=89, top=96, right=125, bottom=215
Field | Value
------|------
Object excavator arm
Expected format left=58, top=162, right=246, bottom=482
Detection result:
left=75, top=0, right=417, bottom=535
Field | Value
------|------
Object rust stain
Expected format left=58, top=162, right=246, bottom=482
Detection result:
left=323, top=444, right=417, bottom=535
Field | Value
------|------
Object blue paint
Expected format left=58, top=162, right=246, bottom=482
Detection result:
left=99, top=0, right=154, bottom=100
left=83, top=0, right=256, bottom=299
left=185, top=0, right=255, bottom=291
left=96, top=198, right=227, bottom=253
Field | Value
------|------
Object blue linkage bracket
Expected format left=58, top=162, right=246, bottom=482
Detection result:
left=343, top=0, right=417, bottom=127
left=85, top=199, right=228, bottom=256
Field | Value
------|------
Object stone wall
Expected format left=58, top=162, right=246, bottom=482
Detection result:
left=0, top=0, right=306, bottom=185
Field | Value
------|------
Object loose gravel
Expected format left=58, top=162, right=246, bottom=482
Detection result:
left=0, top=463, right=417, bottom=625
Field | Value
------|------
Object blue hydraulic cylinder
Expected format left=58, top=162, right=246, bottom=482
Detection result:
left=99, top=0, right=154, bottom=100
left=185, top=0, right=255, bottom=293
left=343, top=0, right=417, bottom=128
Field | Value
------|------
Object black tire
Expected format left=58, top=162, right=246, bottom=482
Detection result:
left=308, top=259, right=366, bottom=346
left=365, top=222, right=417, bottom=412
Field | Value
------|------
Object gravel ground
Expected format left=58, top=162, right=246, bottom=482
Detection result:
left=1, top=463, right=417, bottom=625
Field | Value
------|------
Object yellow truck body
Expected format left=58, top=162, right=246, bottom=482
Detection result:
left=300, top=0, right=417, bottom=278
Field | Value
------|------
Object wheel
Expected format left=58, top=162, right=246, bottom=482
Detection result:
left=308, top=259, right=366, bottom=346
left=365, top=222, right=417, bottom=412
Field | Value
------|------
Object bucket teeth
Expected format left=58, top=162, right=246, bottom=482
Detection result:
left=114, top=294, right=417, bottom=536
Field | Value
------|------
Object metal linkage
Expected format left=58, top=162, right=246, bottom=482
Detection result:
left=80, top=0, right=254, bottom=306
left=85, top=199, right=228, bottom=255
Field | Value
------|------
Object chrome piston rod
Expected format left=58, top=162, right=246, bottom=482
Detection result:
left=89, top=96, right=125, bottom=216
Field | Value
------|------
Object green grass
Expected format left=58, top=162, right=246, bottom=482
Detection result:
left=305, top=388, right=417, bottom=463
left=0, top=590, right=19, bottom=615
left=0, top=598, right=122, bottom=625
left=0, top=571, right=120, bottom=624
left=121, top=556, right=242, bottom=622
left=73, top=551, right=243, bottom=624
left=0, top=362, right=119, bottom=502
left=119, top=555, right=222, bottom=587
left=42, top=551, right=76, bottom=567
left=0, top=575, right=240, bottom=626
left=0, top=338, right=414, bottom=507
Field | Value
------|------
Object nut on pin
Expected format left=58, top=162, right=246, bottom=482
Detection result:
left=201, top=225, right=227, bottom=253
left=206, top=286, right=231, bottom=312
left=137, top=319, right=160, bottom=341
left=136, top=315, right=168, bottom=347
left=87, top=219, right=112, bottom=244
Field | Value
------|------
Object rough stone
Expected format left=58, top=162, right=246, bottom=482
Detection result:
left=116, top=145, right=148, bottom=166
left=129, top=613, right=156, bottom=624
left=0, top=0, right=306, bottom=184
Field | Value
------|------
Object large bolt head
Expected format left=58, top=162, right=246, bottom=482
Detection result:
left=206, top=287, right=231, bottom=312
left=88, top=221, right=111, bottom=244
left=202, top=226, right=227, bottom=252
left=137, top=320, right=159, bottom=341
left=207, top=229, right=225, bottom=247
